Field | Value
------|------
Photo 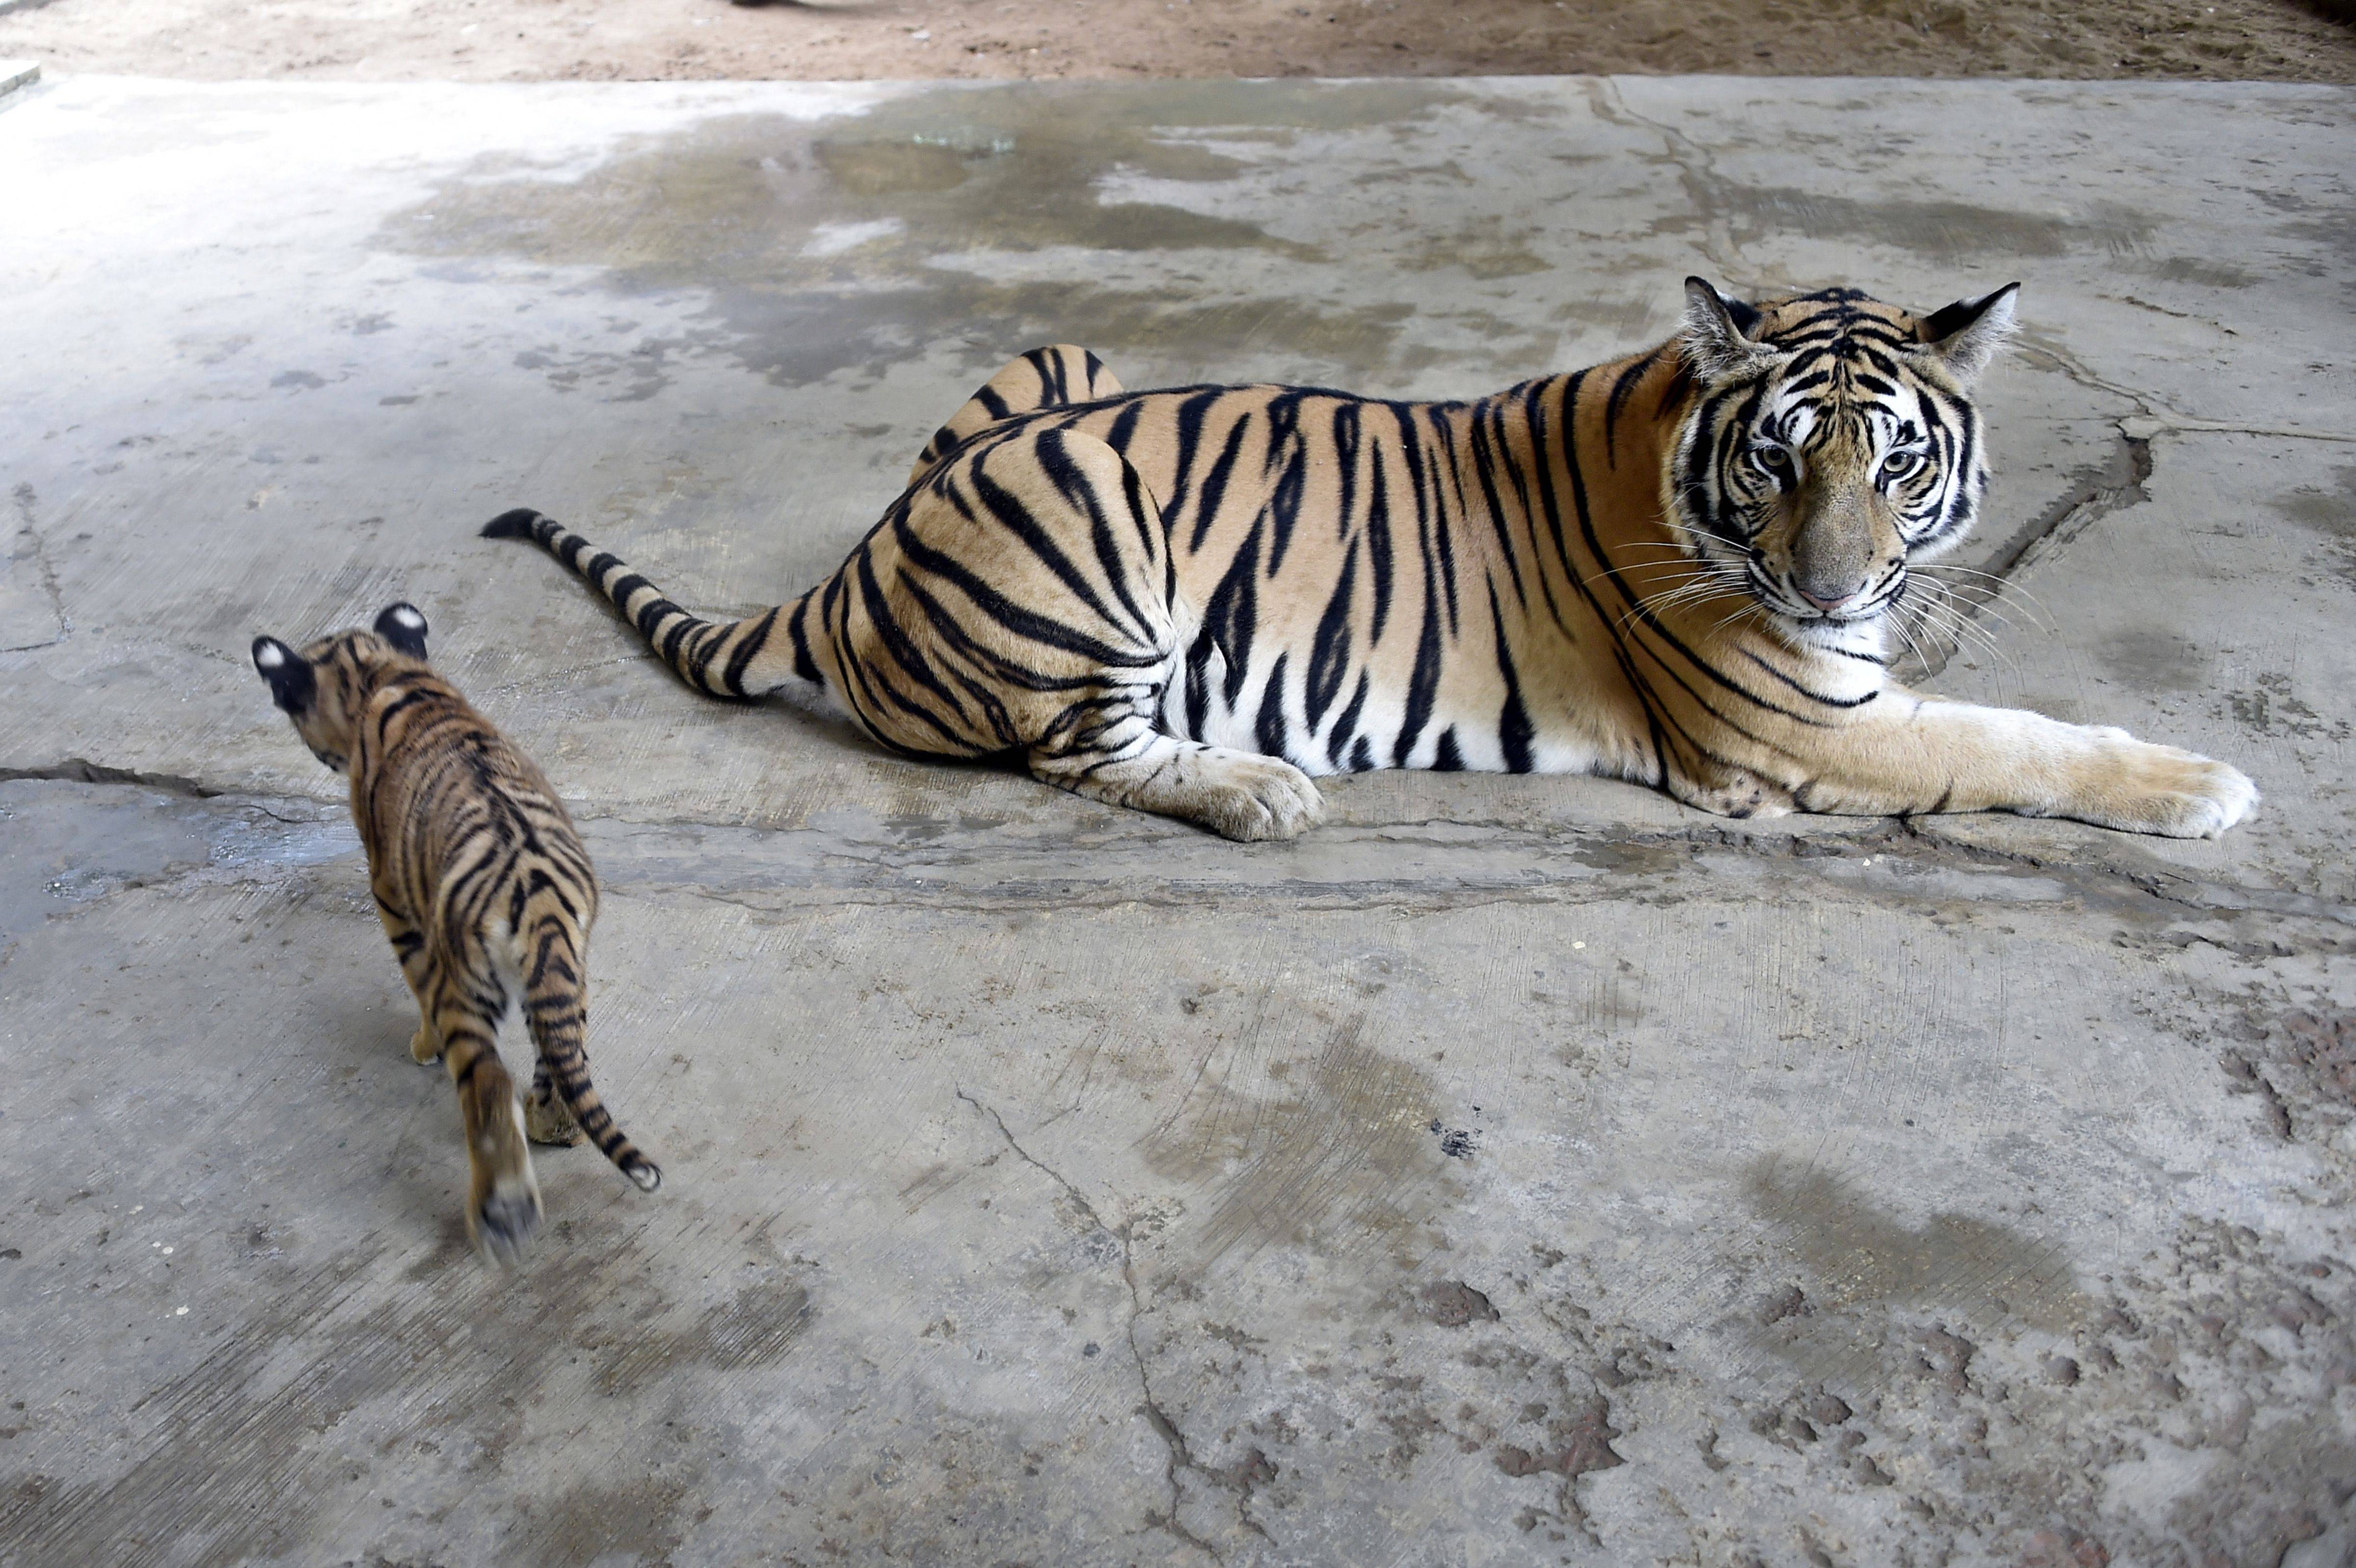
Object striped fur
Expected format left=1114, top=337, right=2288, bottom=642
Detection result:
left=485, top=290, right=2254, bottom=841
left=252, top=603, right=658, bottom=1264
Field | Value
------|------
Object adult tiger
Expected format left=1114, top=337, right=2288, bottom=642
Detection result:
left=483, top=279, right=2254, bottom=842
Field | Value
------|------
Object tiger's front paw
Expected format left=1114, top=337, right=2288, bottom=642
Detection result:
left=2068, top=736, right=2258, bottom=839
left=410, top=1023, right=442, bottom=1065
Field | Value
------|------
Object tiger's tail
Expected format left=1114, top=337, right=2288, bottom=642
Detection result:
left=516, top=894, right=661, bottom=1194
left=482, top=508, right=819, bottom=700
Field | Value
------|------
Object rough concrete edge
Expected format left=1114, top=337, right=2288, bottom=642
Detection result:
left=0, top=58, right=39, bottom=99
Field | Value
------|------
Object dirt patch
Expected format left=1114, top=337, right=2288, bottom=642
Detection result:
left=2, top=0, right=2351, bottom=84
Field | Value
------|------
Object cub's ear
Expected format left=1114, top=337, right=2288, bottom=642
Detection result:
left=251, top=637, right=316, bottom=714
left=1916, top=282, right=2020, bottom=383
left=1680, top=277, right=1774, bottom=381
left=374, top=602, right=429, bottom=661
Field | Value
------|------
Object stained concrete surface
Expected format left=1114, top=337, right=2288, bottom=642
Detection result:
left=1, top=71, right=2354, bottom=1566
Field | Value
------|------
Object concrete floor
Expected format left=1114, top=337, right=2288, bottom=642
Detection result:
left=0, top=69, right=2353, bottom=1567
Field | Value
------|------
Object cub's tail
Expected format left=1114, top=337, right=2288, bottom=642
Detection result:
left=482, top=508, right=818, bottom=700
left=517, top=901, right=662, bottom=1194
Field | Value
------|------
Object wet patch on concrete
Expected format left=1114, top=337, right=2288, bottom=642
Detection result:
left=593, top=1278, right=812, bottom=1397
left=1746, top=1156, right=2086, bottom=1361
left=1720, top=188, right=2155, bottom=267
left=2273, top=464, right=2356, bottom=591
left=377, top=81, right=1477, bottom=391
left=2094, top=626, right=2210, bottom=695
left=0, top=778, right=356, bottom=962
left=1140, top=1011, right=1464, bottom=1276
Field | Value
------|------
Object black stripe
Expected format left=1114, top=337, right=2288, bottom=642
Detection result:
left=1603, top=348, right=1659, bottom=467
left=722, top=606, right=782, bottom=693
left=788, top=596, right=822, bottom=684
left=1738, top=647, right=1881, bottom=709
left=1318, top=668, right=1365, bottom=770
left=1303, top=539, right=1360, bottom=731
left=1255, top=653, right=1291, bottom=762
left=1186, top=410, right=1255, bottom=554
left=1391, top=512, right=1445, bottom=769
left=1489, top=583, right=1534, bottom=774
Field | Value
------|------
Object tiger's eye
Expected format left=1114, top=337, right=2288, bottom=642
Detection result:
left=1879, top=451, right=1921, bottom=482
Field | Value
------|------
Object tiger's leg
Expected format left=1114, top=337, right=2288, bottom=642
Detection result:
left=1028, top=712, right=1326, bottom=842
left=428, top=961, right=540, bottom=1263
left=520, top=907, right=660, bottom=1190
left=1786, top=692, right=2257, bottom=838
left=524, top=1057, right=586, bottom=1147
left=871, top=422, right=1325, bottom=840
left=372, top=890, right=444, bottom=1065
left=906, top=345, right=1124, bottom=485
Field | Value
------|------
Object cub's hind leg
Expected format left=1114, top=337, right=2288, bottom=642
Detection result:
left=428, top=967, right=539, bottom=1263
left=519, top=909, right=661, bottom=1190
left=524, top=1057, right=586, bottom=1147
left=371, top=890, right=446, bottom=1065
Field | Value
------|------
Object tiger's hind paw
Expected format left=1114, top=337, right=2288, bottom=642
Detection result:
left=1666, top=766, right=1796, bottom=822
left=1032, top=736, right=1326, bottom=842
left=1186, top=752, right=1326, bottom=842
left=524, top=1084, right=587, bottom=1146
left=410, top=1023, right=442, bottom=1065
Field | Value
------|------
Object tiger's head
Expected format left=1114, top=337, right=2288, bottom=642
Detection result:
left=250, top=603, right=431, bottom=773
left=1668, top=279, right=2018, bottom=649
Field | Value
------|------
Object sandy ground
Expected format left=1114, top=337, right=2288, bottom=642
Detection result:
left=0, top=0, right=2352, bottom=83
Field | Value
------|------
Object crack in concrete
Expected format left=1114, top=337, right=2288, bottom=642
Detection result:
left=4, top=482, right=70, bottom=653
left=1897, top=818, right=2356, bottom=928
left=0, top=758, right=220, bottom=798
left=1901, top=424, right=2154, bottom=682
left=12, top=772, right=2347, bottom=930
left=610, top=817, right=2355, bottom=932
left=1588, top=78, right=1752, bottom=288
left=2017, top=339, right=2356, bottom=446
left=955, top=1088, right=1265, bottom=1561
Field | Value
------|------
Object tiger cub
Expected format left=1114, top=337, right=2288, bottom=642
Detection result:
left=251, top=602, right=659, bottom=1262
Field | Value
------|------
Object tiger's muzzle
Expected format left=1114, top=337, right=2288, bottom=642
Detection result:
left=1762, top=480, right=1907, bottom=625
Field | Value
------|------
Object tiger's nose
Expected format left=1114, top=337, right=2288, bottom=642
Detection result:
left=1798, top=585, right=1858, bottom=612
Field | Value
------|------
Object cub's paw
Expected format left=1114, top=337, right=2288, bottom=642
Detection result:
left=525, top=1084, right=587, bottom=1147
left=2075, top=738, right=2258, bottom=839
left=410, top=1023, right=442, bottom=1065
left=471, top=1175, right=542, bottom=1267
left=1189, top=751, right=1326, bottom=842
left=467, top=1097, right=542, bottom=1266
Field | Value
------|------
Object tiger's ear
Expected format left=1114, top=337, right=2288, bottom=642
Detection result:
left=1916, top=283, right=2019, bottom=384
left=374, top=602, right=429, bottom=661
left=252, top=637, right=316, bottom=714
left=1680, top=277, right=1773, bottom=381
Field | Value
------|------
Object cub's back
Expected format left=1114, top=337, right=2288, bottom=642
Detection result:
left=355, top=669, right=593, bottom=940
